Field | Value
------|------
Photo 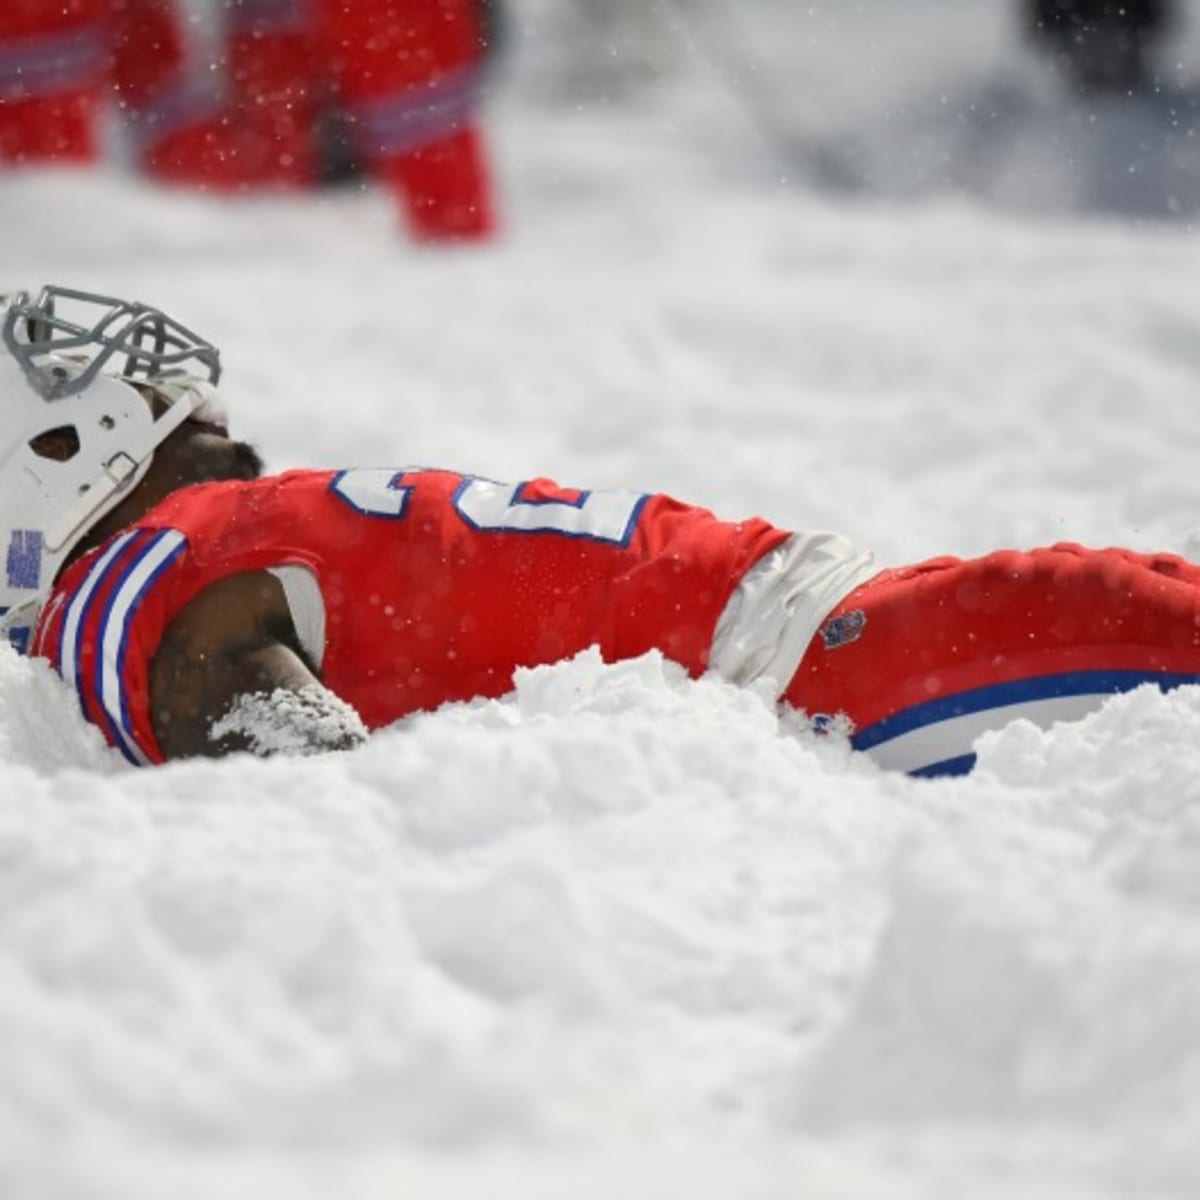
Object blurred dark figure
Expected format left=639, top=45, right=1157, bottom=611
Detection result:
left=1026, top=0, right=1173, bottom=93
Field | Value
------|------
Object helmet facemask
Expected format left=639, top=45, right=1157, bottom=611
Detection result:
left=0, top=286, right=224, bottom=652
left=3, top=284, right=221, bottom=400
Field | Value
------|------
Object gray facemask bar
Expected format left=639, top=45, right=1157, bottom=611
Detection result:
left=2, top=285, right=221, bottom=402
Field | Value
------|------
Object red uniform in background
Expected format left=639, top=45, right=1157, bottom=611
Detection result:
left=0, top=0, right=113, bottom=162
left=1, top=0, right=496, bottom=242
left=0, top=0, right=208, bottom=164
left=319, top=0, right=496, bottom=240
left=192, top=0, right=497, bottom=240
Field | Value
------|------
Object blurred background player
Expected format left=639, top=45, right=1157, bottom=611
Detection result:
left=0, top=0, right=497, bottom=244
left=0, top=0, right=209, bottom=167
left=0, top=0, right=108, bottom=163
left=149, top=0, right=499, bottom=241
left=1025, top=0, right=1174, bottom=94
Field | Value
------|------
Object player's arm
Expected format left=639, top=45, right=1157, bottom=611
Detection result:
left=149, top=571, right=367, bottom=760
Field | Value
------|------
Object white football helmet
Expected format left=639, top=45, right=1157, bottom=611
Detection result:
left=0, top=286, right=224, bottom=653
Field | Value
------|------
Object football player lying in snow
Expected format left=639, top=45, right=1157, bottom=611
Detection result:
left=4, top=286, right=1200, bottom=776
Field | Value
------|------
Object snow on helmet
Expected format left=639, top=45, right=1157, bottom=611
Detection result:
left=0, top=285, right=222, bottom=653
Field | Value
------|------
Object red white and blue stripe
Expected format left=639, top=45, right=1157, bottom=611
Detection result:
left=851, top=669, right=1200, bottom=777
left=0, top=23, right=109, bottom=102
left=225, top=0, right=313, bottom=35
left=347, top=64, right=484, bottom=158
left=55, top=529, right=186, bottom=765
left=124, top=76, right=222, bottom=153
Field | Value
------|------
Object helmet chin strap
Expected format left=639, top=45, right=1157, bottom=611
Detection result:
left=42, top=392, right=198, bottom=554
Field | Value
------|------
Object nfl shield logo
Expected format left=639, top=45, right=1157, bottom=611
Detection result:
left=820, top=608, right=866, bottom=650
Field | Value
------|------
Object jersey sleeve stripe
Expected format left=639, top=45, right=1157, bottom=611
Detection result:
left=58, top=530, right=140, bottom=700
left=95, top=530, right=187, bottom=766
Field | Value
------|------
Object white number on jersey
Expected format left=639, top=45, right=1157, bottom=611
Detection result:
left=330, top=470, right=648, bottom=547
left=329, top=469, right=413, bottom=518
left=453, top=478, right=647, bottom=546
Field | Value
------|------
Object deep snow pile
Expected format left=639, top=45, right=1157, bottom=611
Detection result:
left=4, top=1, right=1200, bottom=1197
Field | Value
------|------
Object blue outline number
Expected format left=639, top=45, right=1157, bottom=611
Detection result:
left=329, top=469, right=649, bottom=547
left=330, top=469, right=413, bottom=518
left=453, top=477, right=648, bottom=546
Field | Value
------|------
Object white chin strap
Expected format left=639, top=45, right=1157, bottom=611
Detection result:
left=155, top=376, right=228, bottom=430
left=42, top=383, right=203, bottom=554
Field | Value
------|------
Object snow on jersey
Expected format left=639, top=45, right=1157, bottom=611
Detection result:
left=33, top=468, right=790, bottom=764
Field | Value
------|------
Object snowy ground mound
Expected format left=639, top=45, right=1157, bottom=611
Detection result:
left=4, top=1, right=1200, bottom=1195
left=6, top=645, right=1200, bottom=1197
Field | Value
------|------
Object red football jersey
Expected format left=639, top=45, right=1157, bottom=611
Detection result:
left=34, top=468, right=789, bottom=764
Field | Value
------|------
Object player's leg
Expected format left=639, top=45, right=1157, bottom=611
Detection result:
left=112, top=0, right=219, bottom=182
left=315, top=0, right=497, bottom=241
left=0, top=0, right=110, bottom=164
left=784, top=543, right=1200, bottom=776
left=128, top=0, right=318, bottom=190
left=212, top=0, right=320, bottom=187
left=376, top=125, right=495, bottom=242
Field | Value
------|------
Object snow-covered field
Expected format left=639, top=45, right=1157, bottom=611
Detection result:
left=4, top=1, right=1200, bottom=1196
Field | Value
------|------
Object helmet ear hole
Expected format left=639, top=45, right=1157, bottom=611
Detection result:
left=29, top=425, right=81, bottom=462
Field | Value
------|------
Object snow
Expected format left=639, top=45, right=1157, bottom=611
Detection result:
left=4, top=1, right=1200, bottom=1195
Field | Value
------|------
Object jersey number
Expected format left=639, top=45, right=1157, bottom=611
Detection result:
left=330, top=469, right=649, bottom=547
